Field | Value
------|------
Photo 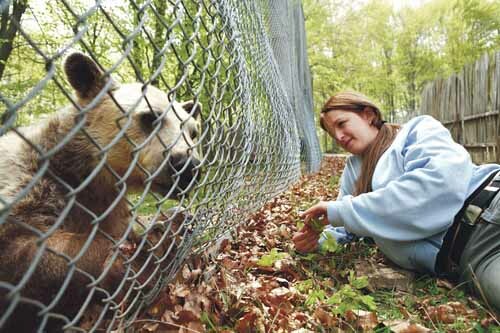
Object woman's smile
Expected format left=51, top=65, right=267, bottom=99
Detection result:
left=342, top=138, right=353, bottom=149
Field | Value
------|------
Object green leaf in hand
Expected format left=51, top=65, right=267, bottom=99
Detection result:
left=319, top=232, right=339, bottom=254
left=310, top=218, right=325, bottom=233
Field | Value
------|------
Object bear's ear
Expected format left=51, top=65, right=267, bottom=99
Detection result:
left=64, top=52, right=117, bottom=101
left=180, top=100, right=202, bottom=120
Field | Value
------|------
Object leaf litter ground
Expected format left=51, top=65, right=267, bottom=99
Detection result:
left=136, top=156, right=500, bottom=333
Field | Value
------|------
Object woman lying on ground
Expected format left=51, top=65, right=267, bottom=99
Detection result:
left=292, top=91, right=500, bottom=313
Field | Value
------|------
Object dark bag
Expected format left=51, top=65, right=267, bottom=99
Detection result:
left=436, top=171, right=500, bottom=278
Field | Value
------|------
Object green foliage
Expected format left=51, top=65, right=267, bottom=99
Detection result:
left=305, top=288, right=327, bottom=307
left=296, top=219, right=304, bottom=230
left=349, top=271, right=369, bottom=289
left=319, top=232, right=340, bottom=254
left=329, top=174, right=341, bottom=191
left=200, top=312, right=218, bottom=330
left=297, top=269, right=376, bottom=316
left=326, top=272, right=377, bottom=315
left=128, top=193, right=178, bottom=216
left=303, top=0, right=500, bottom=152
left=295, top=279, right=314, bottom=293
left=257, top=248, right=287, bottom=267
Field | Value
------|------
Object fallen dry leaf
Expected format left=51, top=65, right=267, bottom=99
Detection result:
left=313, top=307, right=338, bottom=327
left=386, top=320, right=432, bottom=333
left=427, top=304, right=456, bottom=324
left=234, top=308, right=265, bottom=333
left=345, top=309, right=379, bottom=331
left=436, top=278, right=455, bottom=290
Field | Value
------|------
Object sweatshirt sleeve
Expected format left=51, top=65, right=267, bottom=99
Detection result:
left=326, top=116, right=473, bottom=241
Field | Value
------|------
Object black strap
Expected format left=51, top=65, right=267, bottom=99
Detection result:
left=460, top=172, right=499, bottom=216
left=436, top=170, right=500, bottom=277
left=470, top=179, right=500, bottom=209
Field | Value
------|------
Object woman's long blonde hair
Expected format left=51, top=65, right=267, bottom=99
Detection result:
left=321, top=91, right=400, bottom=196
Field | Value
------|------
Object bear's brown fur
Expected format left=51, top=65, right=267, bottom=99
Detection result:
left=0, top=53, right=201, bottom=332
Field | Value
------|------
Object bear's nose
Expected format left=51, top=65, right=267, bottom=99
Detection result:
left=170, top=154, right=201, bottom=191
left=170, top=154, right=200, bottom=173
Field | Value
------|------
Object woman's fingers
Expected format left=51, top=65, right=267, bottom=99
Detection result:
left=301, top=205, right=319, bottom=222
left=292, top=228, right=313, bottom=242
left=292, top=229, right=319, bottom=253
left=300, top=201, right=328, bottom=224
left=295, top=237, right=318, bottom=252
left=293, top=201, right=330, bottom=253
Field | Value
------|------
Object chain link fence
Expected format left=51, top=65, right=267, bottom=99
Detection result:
left=0, top=0, right=320, bottom=331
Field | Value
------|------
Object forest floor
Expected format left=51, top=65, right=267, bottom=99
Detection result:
left=136, top=156, right=500, bottom=333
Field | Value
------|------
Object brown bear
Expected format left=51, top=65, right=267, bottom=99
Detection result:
left=0, top=53, right=201, bottom=332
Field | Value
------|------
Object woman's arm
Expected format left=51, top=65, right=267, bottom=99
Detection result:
left=300, top=156, right=359, bottom=224
left=295, top=157, right=360, bottom=252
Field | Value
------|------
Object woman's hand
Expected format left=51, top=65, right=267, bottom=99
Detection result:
left=292, top=201, right=330, bottom=253
left=301, top=201, right=329, bottom=225
left=292, top=224, right=320, bottom=253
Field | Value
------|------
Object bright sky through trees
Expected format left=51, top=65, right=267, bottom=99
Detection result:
left=391, top=0, right=430, bottom=10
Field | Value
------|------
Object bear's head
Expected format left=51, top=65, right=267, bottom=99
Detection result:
left=63, top=52, right=201, bottom=198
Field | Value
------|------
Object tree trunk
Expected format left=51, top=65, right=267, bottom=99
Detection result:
left=0, top=0, right=28, bottom=81
left=383, top=46, right=395, bottom=122
left=151, top=0, right=166, bottom=87
left=129, top=0, right=145, bottom=82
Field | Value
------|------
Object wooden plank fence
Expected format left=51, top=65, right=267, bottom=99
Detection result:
left=401, top=51, right=500, bottom=164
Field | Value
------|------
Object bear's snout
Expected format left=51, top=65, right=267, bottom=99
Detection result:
left=149, top=154, right=200, bottom=198
left=170, top=154, right=201, bottom=194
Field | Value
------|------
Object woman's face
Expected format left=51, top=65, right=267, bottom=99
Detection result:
left=321, top=108, right=379, bottom=155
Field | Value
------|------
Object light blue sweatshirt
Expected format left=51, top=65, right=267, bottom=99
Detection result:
left=325, top=115, right=500, bottom=273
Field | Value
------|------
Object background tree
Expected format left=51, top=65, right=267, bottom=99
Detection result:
left=0, top=0, right=27, bottom=81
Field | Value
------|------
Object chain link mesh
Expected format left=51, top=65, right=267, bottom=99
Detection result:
left=0, top=0, right=320, bottom=331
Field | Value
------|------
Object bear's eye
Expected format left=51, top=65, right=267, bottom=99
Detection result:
left=140, top=112, right=160, bottom=132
